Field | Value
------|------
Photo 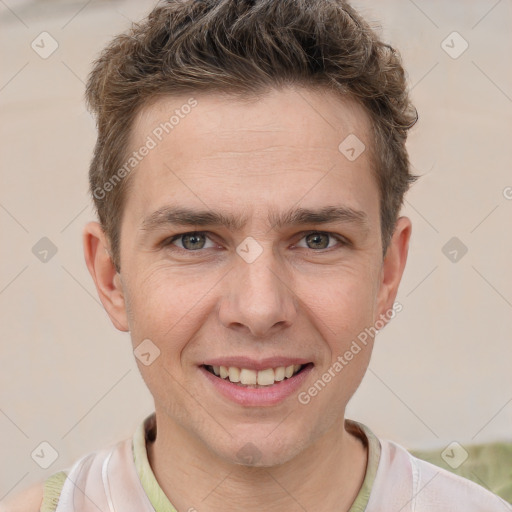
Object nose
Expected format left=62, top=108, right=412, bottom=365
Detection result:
left=218, top=245, right=298, bottom=338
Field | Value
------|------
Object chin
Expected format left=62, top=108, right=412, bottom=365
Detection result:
left=213, top=432, right=307, bottom=469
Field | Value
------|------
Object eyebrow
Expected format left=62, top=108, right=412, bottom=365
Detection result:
left=140, top=205, right=370, bottom=234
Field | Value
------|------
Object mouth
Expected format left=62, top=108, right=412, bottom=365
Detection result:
left=202, top=363, right=312, bottom=388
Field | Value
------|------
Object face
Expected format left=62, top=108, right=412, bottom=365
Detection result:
left=87, top=86, right=410, bottom=467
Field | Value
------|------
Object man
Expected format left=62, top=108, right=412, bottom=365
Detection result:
left=4, top=0, right=511, bottom=510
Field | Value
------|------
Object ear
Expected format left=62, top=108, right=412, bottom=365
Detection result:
left=83, top=221, right=129, bottom=332
left=375, top=216, right=411, bottom=324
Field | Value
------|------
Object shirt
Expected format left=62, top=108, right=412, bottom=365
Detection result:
left=41, top=412, right=512, bottom=511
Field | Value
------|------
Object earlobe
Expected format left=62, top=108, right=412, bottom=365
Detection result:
left=375, top=216, right=412, bottom=324
left=83, top=221, right=130, bottom=332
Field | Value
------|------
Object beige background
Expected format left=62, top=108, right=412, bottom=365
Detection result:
left=1, top=0, right=511, bottom=499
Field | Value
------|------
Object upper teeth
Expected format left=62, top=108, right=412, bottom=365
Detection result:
left=211, top=365, right=302, bottom=385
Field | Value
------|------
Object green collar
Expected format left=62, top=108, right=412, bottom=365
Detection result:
left=132, top=413, right=381, bottom=512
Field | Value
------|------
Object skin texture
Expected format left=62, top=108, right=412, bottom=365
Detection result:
left=81, top=86, right=412, bottom=512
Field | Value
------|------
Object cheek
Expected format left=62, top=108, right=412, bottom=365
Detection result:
left=300, top=265, right=377, bottom=341
left=124, top=264, right=209, bottom=350
left=298, top=275, right=376, bottom=411
left=124, top=268, right=211, bottom=415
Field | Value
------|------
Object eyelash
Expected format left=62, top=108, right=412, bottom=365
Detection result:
left=161, top=231, right=350, bottom=253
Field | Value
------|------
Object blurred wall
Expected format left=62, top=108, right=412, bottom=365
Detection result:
left=1, top=0, right=511, bottom=498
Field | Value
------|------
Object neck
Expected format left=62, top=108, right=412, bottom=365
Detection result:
left=147, top=412, right=368, bottom=512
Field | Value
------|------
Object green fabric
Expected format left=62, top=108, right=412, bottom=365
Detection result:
left=132, top=415, right=382, bottom=512
left=41, top=470, right=67, bottom=512
left=132, top=416, right=178, bottom=512
left=346, top=421, right=382, bottom=511
left=411, top=441, right=512, bottom=504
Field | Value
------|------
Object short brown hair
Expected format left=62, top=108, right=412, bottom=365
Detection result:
left=86, top=0, right=418, bottom=272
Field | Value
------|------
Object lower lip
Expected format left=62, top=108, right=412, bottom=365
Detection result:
left=199, top=364, right=314, bottom=406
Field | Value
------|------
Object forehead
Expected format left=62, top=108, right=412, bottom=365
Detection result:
left=124, top=86, right=378, bottom=229
left=132, top=86, right=370, bottom=156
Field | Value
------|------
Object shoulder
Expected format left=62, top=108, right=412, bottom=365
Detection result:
left=0, top=421, right=146, bottom=512
left=0, top=470, right=68, bottom=512
left=379, top=439, right=512, bottom=511
left=0, top=481, right=44, bottom=512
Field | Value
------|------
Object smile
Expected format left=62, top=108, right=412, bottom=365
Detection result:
left=204, top=364, right=304, bottom=387
left=199, top=359, right=314, bottom=406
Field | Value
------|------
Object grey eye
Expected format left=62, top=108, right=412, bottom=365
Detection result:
left=305, top=232, right=330, bottom=249
left=170, top=232, right=215, bottom=251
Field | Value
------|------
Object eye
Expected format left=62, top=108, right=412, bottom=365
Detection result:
left=162, top=230, right=349, bottom=253
left=164, top=231, right=217, bottom=251
left=295, top=231, right=348, bottom=250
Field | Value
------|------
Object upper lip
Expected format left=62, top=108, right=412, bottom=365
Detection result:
left=201, top=357, right=312, bottom=371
